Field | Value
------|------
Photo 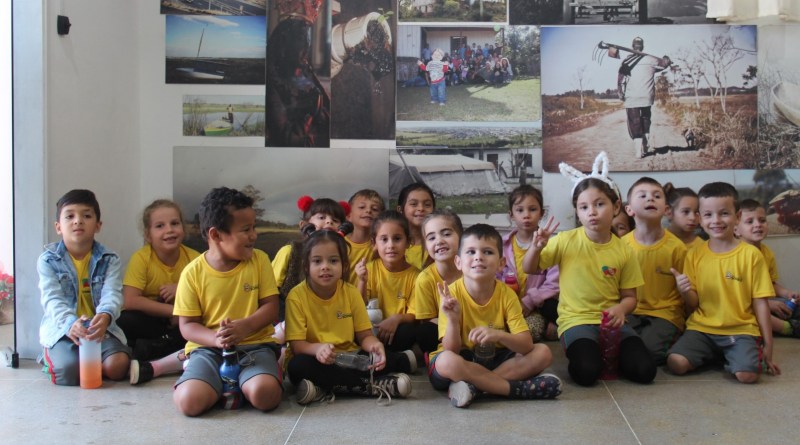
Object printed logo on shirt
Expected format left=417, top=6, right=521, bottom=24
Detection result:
left=81, top=278, right=90, bottom=289
left=725, top=271, right=743, bottom=282
left=397, top=291, right=405, bottom=300
left=243, top=283, right=259, bottom=292
left=601, top=266, right=617, bottom=277
left=336, top=311, right=353, bottom=319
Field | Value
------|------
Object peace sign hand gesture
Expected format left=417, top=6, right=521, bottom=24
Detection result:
left=533, top=216, right=560, bottom=252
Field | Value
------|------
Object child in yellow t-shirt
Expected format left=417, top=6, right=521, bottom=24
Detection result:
left=429, top=224, right=560, bottom=408
left=668, top=183, right=780, bottom=383
left=621, top=178, right=687, bottom=365
left=396, top=182, right=435, bottom=270
left=736, top=199, right=800, bottom=338
left=121, top=199, right=200, bottom=385
left=172, top=187, right=282, bottom=416
left=664, top=183, right=703, bottom=250
left=415, top=209, right=463, bottom=354
left=345, top=189, right=385, bottom=285
left=285, top=230, right=414, bottom=404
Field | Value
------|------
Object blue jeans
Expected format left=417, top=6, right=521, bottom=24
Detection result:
left=429, top=81, right=446, bottom=104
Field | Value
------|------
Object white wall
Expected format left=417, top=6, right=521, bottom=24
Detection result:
left=1, top=0, right=12, bottom=275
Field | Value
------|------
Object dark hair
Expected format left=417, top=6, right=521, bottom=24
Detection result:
left=698, top=182, right=739, bottom=212
left=303, top=198, right=346, bottom=224
left=302, top=230, right=351, bottom=282
left=663, top=182, right=698, bottom=209
left=372, top=210, right=410, bottom=241
left=397, top=182, right=436, bottom=210
left=348, top=189, right=386, bottom=212
left=572, top=178, right=620, bottom=208
left=142, top=199, right=184, bottom=238
left=56, top=189, right=101, bottom=221
left=459, top=223, right=503, bottom=257
left=199, top=187, right=254, bottom=242
left=508, top=184, right=543, bottom=211
left=739, top=198, right=764, bottom=213
left=613, top=202, right=636, bottom=236
left=626, top=177, right=663, bottom=202
left=422, top=209, right=464, bottom=237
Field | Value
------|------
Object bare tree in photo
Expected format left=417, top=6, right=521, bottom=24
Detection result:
left=696, top=30, right=746, bottom=115
left=673, top=47, right=705, bottom=109
left=240, top=184, right=266, bottom=222
left=575, top=64, right=588, bottom=110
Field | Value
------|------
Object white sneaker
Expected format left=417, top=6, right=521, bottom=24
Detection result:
left=401, top=349, right=418, bottom=374
left=372, top=373, right=412, bottom=398
left=296, top=379, right=334, bottom=405
left=448, top=380, right=478, bottom=408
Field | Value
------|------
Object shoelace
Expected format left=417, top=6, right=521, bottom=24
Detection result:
left=369, top=369, right=393, bottom=407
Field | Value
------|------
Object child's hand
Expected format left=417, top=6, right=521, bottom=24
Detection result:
left=768, top=299, right=792, bottom=319
left=366, top=342, right=387, bottom=371
left=468, top=326, right=500, bottom=346
left=68, top=316, right=90, bottom=345
left=216, top=318, right=248, bottom=349
left=159, top=284, right=178, bottom=304
left=86, top=313, right=111, bottom=342
left=376, top=315, right=401, bottom=345
left=438, top=282, right=460, bottom=319
left=533, top=216, right=559, bottom=251
left=670, top=268, right=691, bottom=295
left=604, top=306, right=626, bottom=329
left=316, top=343, right=335, bottom=365
left=355, top=258, right=368, bottom=283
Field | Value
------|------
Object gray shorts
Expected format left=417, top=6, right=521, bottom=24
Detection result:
left=175, top=343, right=282, bottom=395
left=626, top=315, right=681, bottom=365
left=667, top=330, right=763, bottom=374
left=559, top=323, right=639, bottom=350
left=43, top=334, right=131, bottom=386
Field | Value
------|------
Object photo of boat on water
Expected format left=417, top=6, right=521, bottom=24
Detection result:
left=183, top=95, right=265, bottom=136
left=166, top=15, right=266, bottom=84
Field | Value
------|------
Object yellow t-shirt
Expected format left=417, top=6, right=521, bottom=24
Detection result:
left=684, top=242, right=774, bottom=336
left=538, top=227, right=644, bottom=337
left=345, top=238, right=373, bottom=286
left=431, top=278, right=528, bottom=361
left=759, top=244, right=779, bottom=282
left=405, top=244, right=429, bottom=271
left=71, top=253, right=95, bottom=318
left=622, top=230, right=687, bottom=330
left=285, top=281, right=372, bottom=353
left=685, top=236, right=704, bottom=251
left=123, top=244, right=200, bottom=301
left=174, top=249, right=279, bottom=354
left=271, top=244, right=292, bottom=287
left=511, top=235, right=530, bottom=296
left=365, top=259, right=419, bottom=317
left=414, top=263, right=444, bottom=320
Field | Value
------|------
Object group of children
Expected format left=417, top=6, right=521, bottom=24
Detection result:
left=38, top=153, right=797, bottom=415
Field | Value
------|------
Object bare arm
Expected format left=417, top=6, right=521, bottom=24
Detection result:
left=754, top=298, right=781, bottom=375
left=671, top=267, right=698, bottom=314
left=469, top=327, right=533, bottom=355
left=522, top=216, right=559, bottom=275
left=604, top=288, right=637, bottom=328
left=289, top=340, right=336, bottom=365
left=439, top=282, right=462, bottom=353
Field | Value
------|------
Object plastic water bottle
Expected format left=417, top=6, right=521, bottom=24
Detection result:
left=786, top=297, right=798, bottom=315
left=79, top=320, right=102, bottom=389
left=219, top=347, right=242, bottom=409
left=335, top=352, right=371, bottom=371
left=504, top=270, right=520, bottom=294
left=366, top=298, right=383, bottom=336
left=599, top=311, right=621, bottom=380
left=473, top=342, right=496, bottom=367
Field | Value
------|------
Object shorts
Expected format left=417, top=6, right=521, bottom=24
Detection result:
left=667, top=330, right=763, bottom=374
left=427, top=348, right=517, bottom=391
left=559, top=323, right=639, bottom=351
left=43, top=334, right=131, bottom=386
left=175, top=343, right=282, bottom=395
left=626, top=314, right=682, bottom=364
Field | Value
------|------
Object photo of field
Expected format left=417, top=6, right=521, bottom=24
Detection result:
left=183, top=95, right=265, bottom=136
left=160, top=0, right=267, bottom=16
left=541, top=25, right=758, bottom=172
left=757, top=25, right=800, bottom=169
left=174, top=146, right=388, bottom=258
left=399, top=0, right=507, bottom=23
left=165, top=15, right=266, bottom=84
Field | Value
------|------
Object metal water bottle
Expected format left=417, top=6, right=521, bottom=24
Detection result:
left=219, top=347, right=242, bottom=409
left=599, top=311, right=621, bottom=380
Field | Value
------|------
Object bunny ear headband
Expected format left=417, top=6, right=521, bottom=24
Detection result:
left=558, top=151, right=620, bottom=199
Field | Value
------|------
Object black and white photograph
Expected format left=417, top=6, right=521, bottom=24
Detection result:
left=508, top=0, right=708, bottom=26
left=160, top=0, right=267, bottom=16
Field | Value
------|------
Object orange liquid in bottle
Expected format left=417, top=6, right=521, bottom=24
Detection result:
left=80, top=359, right=102, bottom=389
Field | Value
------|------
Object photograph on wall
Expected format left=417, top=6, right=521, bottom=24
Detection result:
left=174, top=146, right=388, bottom=257
left=398, top=0, right=508, bottom=23
left=758, top=25, right=800, bottom=169
left=508, top=0, right=708, bottom=26
left=165, top=15, right=266, bottom=84
left=183, top=95, right=265, bottom=136
left=735, top=169, right=800, bottom=236
left=160, top=0, right=267, bottom=16
left=541, top=25, right=757, bottom=173
left=396, top=25, right=540, bottom=122
left=266, top=0, right=331, bottom=147
left=331, top=0, right=397, bottom=140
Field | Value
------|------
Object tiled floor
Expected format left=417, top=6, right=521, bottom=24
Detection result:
left=1, top=321, right=797, bottom=444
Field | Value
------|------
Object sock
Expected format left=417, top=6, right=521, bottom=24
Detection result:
left=781, top=321, right=792, bottom=336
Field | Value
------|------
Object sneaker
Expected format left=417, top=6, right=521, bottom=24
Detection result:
left=401, top=349, right=418, bottom=374
left=513, top=373, right=562, bottom=400
left=129, top=360, right=154, bottom=385
left=430, top=100, right=436, bottom=104
left=295, top=379, right=334, bottom=405
left=439, top=102, right=445, bottom=106
left=371, top=373, right=412, bottom=399
left=449, top=381, right=478, bottom=408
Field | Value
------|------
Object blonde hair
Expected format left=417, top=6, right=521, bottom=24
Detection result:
left=142, top=199, right=185, bottom=241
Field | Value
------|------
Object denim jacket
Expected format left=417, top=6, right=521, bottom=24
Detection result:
left=38, top=240, right=126, bottom=348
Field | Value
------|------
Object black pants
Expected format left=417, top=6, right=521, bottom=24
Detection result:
left=415, top=321, right=439, bottom=353
left=540, top=299, right=559, bottom=326
left=565, top=336, right=656, bottom=386
left=626, top=106, right=651, bottom=139
left=383, top=322, right=417, bottom=352
left=287, top=350, right=411, bottom=390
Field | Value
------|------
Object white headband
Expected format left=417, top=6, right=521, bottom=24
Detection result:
left=559, top=151, right=620, bottom=199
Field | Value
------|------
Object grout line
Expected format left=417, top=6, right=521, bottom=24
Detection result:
left=284, top=405, right=306, bottom=445
left=603, top=381, right=642, bottom=445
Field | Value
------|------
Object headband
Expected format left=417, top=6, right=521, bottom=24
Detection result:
left=559, top=151, right=620, bottom=199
